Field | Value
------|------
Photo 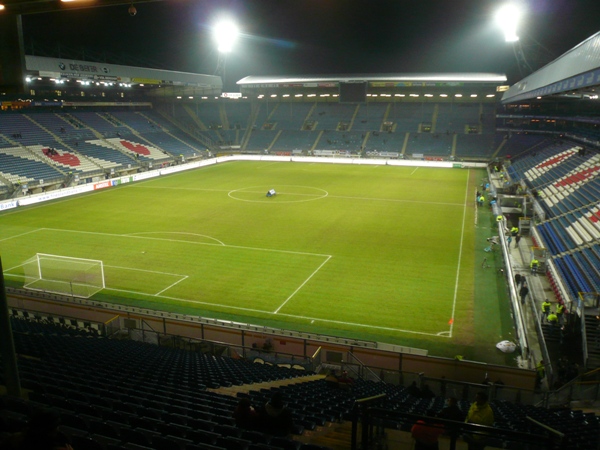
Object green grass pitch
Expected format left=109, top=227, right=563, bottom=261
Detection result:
left=0, top=161, right=516, bottom=364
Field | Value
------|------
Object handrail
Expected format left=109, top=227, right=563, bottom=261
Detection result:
left=345, top=351, right=382, bottom=382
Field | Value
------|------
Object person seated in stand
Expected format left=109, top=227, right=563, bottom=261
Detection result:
left=257, top=392, right=294, bottom=437
left=324, top=370, right=340, bottom=389
left=438, top=397, right=464, bottom=422
left=1, top=408, right=73, bottom=450
left=338, top=370, right=354, bottom=389
left=233, top=398, right=259, bottom=430
left=411, top=409, right=445, bottom=450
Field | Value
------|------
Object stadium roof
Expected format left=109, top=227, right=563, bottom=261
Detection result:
left=501, top=31, right=600, bottom=104
left=238, top=73, right=508, bottom=86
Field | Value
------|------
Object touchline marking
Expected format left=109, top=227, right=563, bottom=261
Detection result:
left=449, top=169, right=470, bottom=338
left=255, top=162, right=279, bottom=169
left=273, top=255, right=332, bottom=314
left=410, top=167, right=419, bottom=175
left=274, top=311, right=448, bottom=337
left=100, top=287, right=447, bottom=336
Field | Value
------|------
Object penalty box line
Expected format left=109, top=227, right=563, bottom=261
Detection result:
left=8, top=228, right=333, bottom=303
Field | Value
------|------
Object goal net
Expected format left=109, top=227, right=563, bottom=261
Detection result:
left=23, top=253, right=105, bottom=298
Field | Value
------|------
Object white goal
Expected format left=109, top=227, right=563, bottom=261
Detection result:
left=23, top=253, right=105, bottom=298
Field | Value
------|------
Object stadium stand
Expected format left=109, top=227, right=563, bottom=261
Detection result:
left=1, top=315, right=599, bottom=449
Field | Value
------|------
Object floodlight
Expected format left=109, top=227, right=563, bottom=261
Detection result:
left=0, top=4, right=5, bottom=11
left=496, top=3, right=521, bottom=42
left=213, top=20, right=238, bottom=53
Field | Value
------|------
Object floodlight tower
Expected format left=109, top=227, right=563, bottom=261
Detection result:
left=495, top=3, right=533, bottom=78
left=213, top=19, right=238, bottom=88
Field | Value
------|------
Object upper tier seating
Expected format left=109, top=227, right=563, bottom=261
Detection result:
left=508, top=141, right=600, bottom=303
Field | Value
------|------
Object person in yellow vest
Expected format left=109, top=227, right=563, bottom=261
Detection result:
left=535, top=360, right=545, bottom=389
left=465, top=392, right=495, bottom=450
left=477, top=195, right=484, bottom=206
left=556, top=303, right=566, bottom=324
left=510, top=226, right=519, bottom=236
left=530, top=258, right=540, bottom=275
left=541, top=300, right=551, bottom=322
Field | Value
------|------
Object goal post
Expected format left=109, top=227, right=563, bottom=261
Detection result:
left=23, top=253, right=105, bottom=298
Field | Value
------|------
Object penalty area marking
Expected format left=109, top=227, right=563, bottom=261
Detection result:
left=125, top=231, right=225, bottom=246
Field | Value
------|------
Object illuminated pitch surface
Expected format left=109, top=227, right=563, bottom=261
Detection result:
left=1, top=162, right=510, bottom=361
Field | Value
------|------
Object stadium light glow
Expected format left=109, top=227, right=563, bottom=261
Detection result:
left=213, top=20, right=239, bottom=53
left=0, top=4, right=5, bottom=11
left=496, top=3, right=521, bottom=42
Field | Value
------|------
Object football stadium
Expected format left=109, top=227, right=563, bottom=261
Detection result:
left=1, top=1, right=600, bottom=449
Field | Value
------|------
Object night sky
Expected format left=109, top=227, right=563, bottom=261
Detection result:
left=20, top=0, right=600, bottom=90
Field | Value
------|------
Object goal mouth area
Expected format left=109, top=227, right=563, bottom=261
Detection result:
left=23, top=278, right=103, bottom=299
left=22, top=253, right=105, bottom=299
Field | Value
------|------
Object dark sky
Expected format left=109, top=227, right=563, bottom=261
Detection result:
left=21, top=0, right=600, bottom=89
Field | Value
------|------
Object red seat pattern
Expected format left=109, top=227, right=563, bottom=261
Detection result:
left=536, top=150, right=576, bottom=169
left=43, top=148, right=81, bottom=167
left=120, top=140, right=151, bottom=156
left=554, top=166, right=600, bottom=187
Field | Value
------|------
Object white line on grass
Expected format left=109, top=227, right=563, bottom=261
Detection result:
left=448, top=169, right=470, bottom=338
left=38, top=228, right=331, bottom=258
left=125, top=232, right=226, bottom=246
left=255, top=162, right=280, bottom=169
left=0, top=228, right=46, bottom=243
left=105, top=288, right=277, bottom=315
left=107, top=264, right=188, bottom=277
left=100, top=287, right=446, bottom=337
left=131, top=185, right=464, bottom=207
left=273, top=255, right=332, bottom=314
left=410, top=167, right=419, bottom=175
left=155, top=276, right=189, bottom=296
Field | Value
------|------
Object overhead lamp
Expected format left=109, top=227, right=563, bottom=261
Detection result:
left=496, top=3, right=521, bottom=42
left=213, top=20, right=239, bottom=53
